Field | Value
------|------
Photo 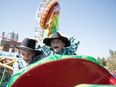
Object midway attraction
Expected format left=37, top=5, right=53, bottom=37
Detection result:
left=0, top=0, right=116, bottom=87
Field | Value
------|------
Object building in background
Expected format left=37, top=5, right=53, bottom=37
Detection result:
left=0, top=31, right=20, bottom=53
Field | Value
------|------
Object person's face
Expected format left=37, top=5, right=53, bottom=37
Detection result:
left=20, top=50, right=35, bottom=63
left=51, top=39, right=65, bottom=53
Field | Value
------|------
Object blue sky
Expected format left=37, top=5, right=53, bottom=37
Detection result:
left=0, top=0, right=116, bottom=58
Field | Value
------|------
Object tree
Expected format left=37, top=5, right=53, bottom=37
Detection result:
left=106, top=50, right=116, bottom=71
left=97, top=56, right=106, bottom=66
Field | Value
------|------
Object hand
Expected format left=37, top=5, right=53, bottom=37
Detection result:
left=35, top=38, right=45, bottom=46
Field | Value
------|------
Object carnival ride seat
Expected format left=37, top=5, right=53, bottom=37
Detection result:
left=10, top=58, right=116, bottom=87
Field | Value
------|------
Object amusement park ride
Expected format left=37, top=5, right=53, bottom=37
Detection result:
left=35, top=0, right=60, bottom=40
left=0, top=0, right=116, bottom=87
left=0, top=31, right=20, bottom=87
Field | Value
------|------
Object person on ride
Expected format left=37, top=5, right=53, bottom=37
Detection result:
left=36, top=32, right=80, bottom=55
left=13, top=38, right=43, bottom=74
